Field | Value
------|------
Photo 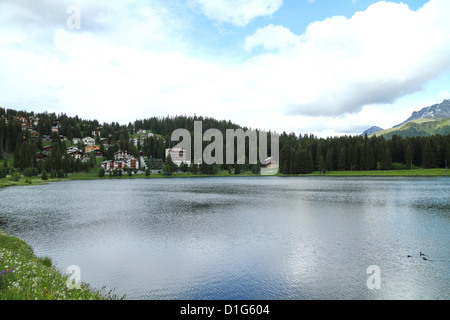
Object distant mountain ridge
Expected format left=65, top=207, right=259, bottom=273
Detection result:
left=361, top=126, right=383, bottom=136
left=362, top=99, right=450, bottom=138
left=394, top=99, right=450, bottom=128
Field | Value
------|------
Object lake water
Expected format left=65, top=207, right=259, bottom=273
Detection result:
left=0, top=176, right=449, bottom=300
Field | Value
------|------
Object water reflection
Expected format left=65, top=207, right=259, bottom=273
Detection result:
left=0, top=176, right=449, bottom=300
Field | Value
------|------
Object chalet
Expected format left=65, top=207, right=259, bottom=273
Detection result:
left=73, top=138, right=81, bottom=144
left=101, top=160, right=125, bottom=171
left=70, top=150, right=85, bottom=160
left=115, top=150, right=133, bottom=160
left=82, top=136, right=96, bottom=146
left=29, top=116, right=39, bottom=127
left=124, top=157, right=137, bottom=170
left=42, top=135, right=51, bottom=142
left=42, top=145, right=52, bottom=152
left=93, top=149, right=104, bottom=158
left=30, top=131, right=39, bottom=139
left=101, top=156, right=136, bottom=171
left=67, top=146, right=81, bottom=154
left=101, top=160, right=115, bottom=171
left=15, top=116, right=31, bottom=130
left=52, top=120, right=60, bottom=133
left=35, top=152, right=48, bottom=161
left=100, top=138, right=110, bottom=148
left=165, top=148, right=190, bottom=166
left=85, top=145, right=100, bottom=153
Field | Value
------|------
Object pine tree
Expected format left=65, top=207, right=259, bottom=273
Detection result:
left=422, top=139, right=437, bottom=168
left=325, top=147, right=335, bottom=171
left=405, top=144, right=414, bottom=169
left=190, top=163, right=198, bottom=174
left=318, top=155, right=326, bottom=174
left=337, top=147, right=347, bottom=171
left=299, top=150, right=313, bottom=174
left=379, top=147, right=392, bottom=170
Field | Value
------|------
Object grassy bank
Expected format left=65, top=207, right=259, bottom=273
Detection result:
left=0, top=231, right=123, bottom=300
left=301, top=168, right=450, bottom=177
left=1, top=168, right=449, bottom=189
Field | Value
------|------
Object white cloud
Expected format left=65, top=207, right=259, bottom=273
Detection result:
left=245, top=24, right=300, bottom=52
left=242, top=0, right=450, bottom=117
left=188, top=0, right=283, bottom=27
left=1, top=0, right=450, bottom=138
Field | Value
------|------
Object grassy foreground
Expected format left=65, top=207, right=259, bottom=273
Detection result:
left=0, top=231, right=123, bottom=300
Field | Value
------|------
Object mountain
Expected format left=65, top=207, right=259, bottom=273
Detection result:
left=394, top=99, right=450, bottom=128
left=369, top=99, right=450, bottom=138
left=361, top=126, right=383, bottom=136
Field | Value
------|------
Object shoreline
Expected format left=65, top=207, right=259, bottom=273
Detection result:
left=0, top=230, right=123, bottom=300
left=1, top=168, right=449, bottom=189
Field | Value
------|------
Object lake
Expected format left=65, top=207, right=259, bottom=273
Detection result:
left=0, top=176, right=449, bottom=300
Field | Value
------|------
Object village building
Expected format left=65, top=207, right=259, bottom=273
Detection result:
left=85, top=145, right=100, bottom=153
left=35, top=152, right=47, bottom=161
left=82, top=136, right=96, bottom=146
left=101, top=158, right=136, bottom=171
left=42, top=135, right=51, bottom=142
left=100, top=138, right=110, bottom=148
left=114, top=150, right=134, bottom=161
left=101, top=150, right=138, bottom=171
left=70, top=150, right=85, bottom=160
left=15, top=116, right=33, bottom=130
left=51, top=120, right=60, bottom=133
left=165, top=148, right=190, bottom=166
left=67, top=146, right=81, bottom=154
left=93, top=149, right=104, bottom=158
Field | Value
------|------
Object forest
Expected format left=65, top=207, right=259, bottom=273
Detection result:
left=1, top=106, right=449, bottom=177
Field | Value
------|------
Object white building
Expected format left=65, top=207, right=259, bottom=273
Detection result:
left=82, top=136, right=96, bottom=146
left=115, top=150, right=133, bottom=160
left=165, top=148, right=190, bottom=166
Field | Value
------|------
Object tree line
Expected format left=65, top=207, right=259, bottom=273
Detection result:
left=1, top=106, right=450, bottom=178
left=278, top=132, right=450, bottom=174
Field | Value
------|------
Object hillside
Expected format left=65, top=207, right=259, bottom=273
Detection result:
left=370, top=118, right=450, bottom=139
left=365, top=99, right=450, bottom=138
left=394, top=99, right=450, bottom=127
left=361, top=126, right=383, bottom=136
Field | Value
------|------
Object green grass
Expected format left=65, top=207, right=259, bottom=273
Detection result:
left=370, top=118, right=450, bottom=138
left=0, top=231, right=123, bottom=300
left=0, top=176, right=71, bottom=189
left=279, top=168, right=450, bottom=177
left=67, top=170, right=259, bottom=181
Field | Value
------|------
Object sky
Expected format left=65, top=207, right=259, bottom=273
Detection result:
left=0, top=0, right=449, bottom=137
